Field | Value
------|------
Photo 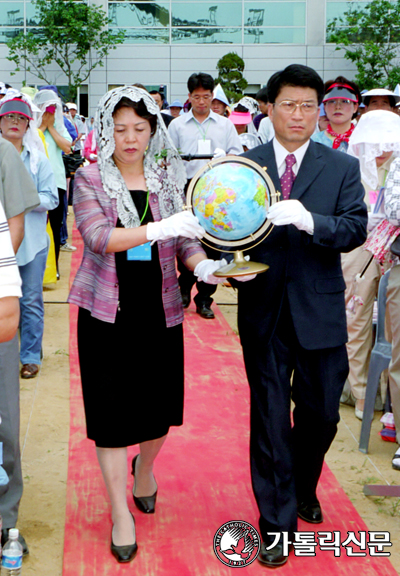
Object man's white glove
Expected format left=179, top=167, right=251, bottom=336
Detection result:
left=213, top=148, right=226, bottom=159
left=367, top=212, right=385, bottom=232
left=194, top=259, right=228, bottom=284
left=89, top=153, right=97, bottom=161
left=267, top=200, right=314, bottom=235
left=146, top=211, right=205, bottom=244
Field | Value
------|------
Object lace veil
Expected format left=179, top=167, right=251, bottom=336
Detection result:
left=348, top=110, right=400, bottom=189
left=95, top=85, right=187, bottom=228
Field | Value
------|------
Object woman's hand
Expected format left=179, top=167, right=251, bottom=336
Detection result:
left=146, top=211, right=205, bottom=244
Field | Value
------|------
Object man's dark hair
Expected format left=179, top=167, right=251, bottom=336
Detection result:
left=255, top=87, right=269, bottom=104
left=112, top=96, right=157, bottom=136
left=187, top=73, right=214, bottom=94
left=149, top=90, right=164, bottom=102
left=267, top=64, right=324, bottom=105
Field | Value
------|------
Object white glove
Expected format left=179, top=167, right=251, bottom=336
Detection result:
left=89, top=153, right=97, bottom=161
left=194, top=259, right=228, bottom=284
left=213, top=148, right=226, bottom=159
left=367, top=212, right=385, bottom=232
left=267, top=200, right=314, bottom=235
left=146, top=211, right=205, bottom=244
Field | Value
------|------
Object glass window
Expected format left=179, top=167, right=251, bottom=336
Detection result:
left=0, top=28, right=22, bottom=42
left=114, top=27, right=169, bottom=42
left=172, top=27, right=242, bottom=43
left=109, top=2, right=169, bottom=27
left=326, top=1, right=370, bottom=23
left=26, top=2, right=41, bottom=27
left=0, top=3, right=24, bottom=27
left=244, top=2, right=305, bottom=27
left=244, top=26, right=305, bottom=43
left=172, top=2, right=241, bottom=27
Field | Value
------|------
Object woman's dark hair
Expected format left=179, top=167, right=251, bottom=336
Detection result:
left=324, top=75, right=361, bottom=119
left=187, top=73, right=214, bottom=94
left=112, top=96, right=157, bottom=136
left=267, top=64, right=324, bottom=105
left=235, top=104, right=249, bottom=113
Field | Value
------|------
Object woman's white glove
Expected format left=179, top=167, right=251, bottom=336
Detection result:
left=367, top=212, right=385, bottom=232
left=267, top=200, right=314, bottom=235
left=194, top=259, right=228, bottom=284
left=146, top=212, right=205, bottom=244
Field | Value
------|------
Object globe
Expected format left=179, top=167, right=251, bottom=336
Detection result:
left=186, top=156, right=278, bottom=277
left=192, top=161, right=268, bottom=242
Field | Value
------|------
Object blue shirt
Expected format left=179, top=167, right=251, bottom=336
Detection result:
left=16, top=148, right=58, bottom=266
left=311, top=130, right=349, bottom=153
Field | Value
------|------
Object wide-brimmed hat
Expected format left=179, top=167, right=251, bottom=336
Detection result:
left=323, top=83, right=358, bottom=103
left=362, top=88, right=400, bottom=105
left=0, top=97, right=33, bottom=120
left=169, top=100, right=183, bottom=109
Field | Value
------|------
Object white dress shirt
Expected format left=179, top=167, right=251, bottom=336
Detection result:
left=168, top=109, right=243, bottom=179
left=258, top=116, right=275, bottom=144
left=273, top=138, right=310, bottom=178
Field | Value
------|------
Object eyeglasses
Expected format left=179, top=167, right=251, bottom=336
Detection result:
left=2, top=113, right=29, bottom=124
left=324, top=99, right=354, bottom=107
left=191, top=95, right=212, bottom=102
left=274, top=101, right=319, bottom=114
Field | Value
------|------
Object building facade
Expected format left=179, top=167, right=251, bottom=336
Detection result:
left=0, top=0, right=365, bottom=114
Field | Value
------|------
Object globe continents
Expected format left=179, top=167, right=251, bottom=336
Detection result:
left=191, top=160, right=270, bottom=244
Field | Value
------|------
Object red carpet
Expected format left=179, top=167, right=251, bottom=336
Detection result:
left=63, top=225, right=397, bottom=575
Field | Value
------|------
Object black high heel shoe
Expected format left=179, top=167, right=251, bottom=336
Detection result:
left=110, top=513, right=138, bottom=563
left=131, top=454, right=158, bottom=514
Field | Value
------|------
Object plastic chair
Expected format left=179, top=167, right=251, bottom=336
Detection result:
left=359, top=269, right=392, bottom=453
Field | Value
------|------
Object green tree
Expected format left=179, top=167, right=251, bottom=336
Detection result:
left=215, top=52, right=248, bottom=103
left=326, top=0, right=400, bottom=90
left=7, top=0, right=125, bottom=101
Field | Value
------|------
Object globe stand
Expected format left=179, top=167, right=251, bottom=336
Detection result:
left=213, top=250, right=269, bottom=278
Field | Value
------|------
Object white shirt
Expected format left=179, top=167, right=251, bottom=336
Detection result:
left=258, top=116, right=275, bottom=144
left=0, top=201, right=22, bottom=299
left=273, top=138, right=310, bottom=178
left=168, top=109, right=243, bottom=179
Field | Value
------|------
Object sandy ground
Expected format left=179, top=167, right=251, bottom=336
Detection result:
left=15, top=215, right=400, bottom=574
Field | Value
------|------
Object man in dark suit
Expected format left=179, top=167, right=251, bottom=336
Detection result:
left=235, top=65, right=367, bottom=567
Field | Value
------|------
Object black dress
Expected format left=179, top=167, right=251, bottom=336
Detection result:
left=77, top=190, right=184, bottom=448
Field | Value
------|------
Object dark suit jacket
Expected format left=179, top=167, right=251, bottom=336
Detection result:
left=236, top=139, right=368, bottom=351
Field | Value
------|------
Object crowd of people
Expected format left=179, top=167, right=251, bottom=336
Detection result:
left=0, top=64, right=399, bottom=568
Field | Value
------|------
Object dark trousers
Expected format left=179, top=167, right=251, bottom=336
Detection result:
left=241, top=298, right=348, bottom=541
left=48, top=187, right=66, bottom=265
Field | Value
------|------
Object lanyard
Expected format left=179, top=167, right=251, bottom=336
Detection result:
left=195, top=118, right=211, bottom=141
left=140, top=192, right=149, bottom=224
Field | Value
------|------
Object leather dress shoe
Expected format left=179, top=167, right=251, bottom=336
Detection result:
left=181, top=291, right=191, bottom=309
left=298, top=500, right=323, bottom=524
left=1, top=529, right=29, bottom=556
left=110, top=514, right=138, bottom=563
left=258, top=541, right=290, bottom=568
left=196, top=304, right=215, bottom=319
left=131, top=455, right=157, bottom=514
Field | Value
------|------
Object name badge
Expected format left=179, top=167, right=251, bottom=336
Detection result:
left=127, top=242, right=151, bottom=261
left=198, top=139, right=211, bottom=154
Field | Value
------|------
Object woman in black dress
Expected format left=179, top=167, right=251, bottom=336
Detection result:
left=69, top=86, right=226, bottom=563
